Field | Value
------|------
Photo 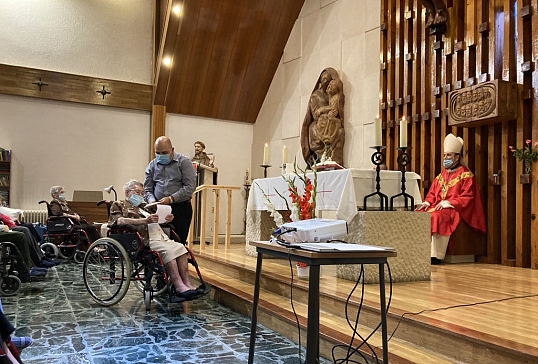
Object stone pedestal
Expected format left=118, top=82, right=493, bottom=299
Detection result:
left=336, top=211, right=431, bottom=283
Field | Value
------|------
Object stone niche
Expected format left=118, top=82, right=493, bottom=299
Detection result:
left=448, top=79, right=517, bottom=127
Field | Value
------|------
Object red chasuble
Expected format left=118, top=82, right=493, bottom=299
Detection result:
left=424, top=166, right=486, bottom=236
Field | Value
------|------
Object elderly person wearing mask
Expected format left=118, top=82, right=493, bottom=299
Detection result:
left=109, top=180, right=203, bottom=302
left=49, top=186, right=100, bottom=242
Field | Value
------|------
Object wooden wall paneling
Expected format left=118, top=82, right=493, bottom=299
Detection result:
left=411, top=0, right=423, bottom=178
left=401, top=0, right=411, bottom=162
left=380, top=0, right=388, bottom=147
left=386, top=0, right=396, bottom=168
left=430, top=32, right=442, bottom=184
left=420, top=3, right=432, bottom=190
left=499, top=0, right=517, bottom=265
left=0, top=64, right=153, bottom=112
left=391, top=0, right=400, bottom=162
left=515, top=2, right=535, bottom=267
left=150, top=105, right=167, bottom=159
left=513, top=2, right=524, bottom=267
left=531, top=0, right=538, bottom=269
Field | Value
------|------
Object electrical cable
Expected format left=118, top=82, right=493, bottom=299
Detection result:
left=388, top=291, right=538, bottom=342
left=332, top=261, right=393, bottom=364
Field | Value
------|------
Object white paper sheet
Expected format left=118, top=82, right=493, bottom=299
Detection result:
left=156, top=204, right=172, bottom=224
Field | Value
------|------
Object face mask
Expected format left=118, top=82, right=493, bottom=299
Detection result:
left=59, top=194, right=66, bottom=201
left=156, top=153, right=171, bottom=165
left=443, top=159, right=453, bottom=169
left=128, top=194, right=144, bottom=207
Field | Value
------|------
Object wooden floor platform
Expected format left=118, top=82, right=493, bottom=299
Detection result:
left=188, top=244, right=538, bottom=364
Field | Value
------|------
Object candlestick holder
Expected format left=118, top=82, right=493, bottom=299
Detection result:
left=364, top=146, right=389, bottom=211
left=260, top=165, right=271, bottom=178
left=390, top=147, right=414, bottom=210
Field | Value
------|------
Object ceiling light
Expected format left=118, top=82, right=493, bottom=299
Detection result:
left=163, top=57, right=172, bottom=66
left=172, top=5, right=181, bottom=15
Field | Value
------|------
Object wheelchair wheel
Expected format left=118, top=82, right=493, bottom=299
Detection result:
left=144, top=290, right=151, bottom=311
left=41, top=242, right=59, bottom=259
left=132, top=250, right=168, bottom=297
left=83, top=238, right=132, bottom=306
left=58, top=245, right=76, bottom=260
left=74, top=250, right=86, bottom=264
left=0, top=275, right=21, bottom=296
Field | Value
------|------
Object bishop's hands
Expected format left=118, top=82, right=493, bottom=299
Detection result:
left=434, top=200, right=453, bottom=210
left=414, top=201, right=430, bottom=211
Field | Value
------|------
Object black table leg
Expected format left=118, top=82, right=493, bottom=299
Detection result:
left=379, top=263, right=388, bottom=364
left=248, top=252, right=263, bottom=364
left=306, top=264, right=321, bottom=364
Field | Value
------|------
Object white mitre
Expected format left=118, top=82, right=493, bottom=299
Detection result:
left=444, top=133, right=463, bottom=154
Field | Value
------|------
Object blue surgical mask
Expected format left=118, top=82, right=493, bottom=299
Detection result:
left=59, top=194, right=66, bottom=201
left=156, top=153, right=171, bottom=165
left=128, top=194, right=144, bottom=207
left=443, top=159, right=453, bottom=169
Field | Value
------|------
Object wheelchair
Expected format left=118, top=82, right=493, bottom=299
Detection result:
left=82, top=201, right=207, bottom=310
left=0, top=241, right=23, bottom=296
left=38, top=200, right=95, bottom=263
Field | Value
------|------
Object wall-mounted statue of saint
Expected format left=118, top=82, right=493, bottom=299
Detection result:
left=301, top=68, right=345, bottom=168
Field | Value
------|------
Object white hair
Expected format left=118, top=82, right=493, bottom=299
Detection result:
left=50, top=186, right=63, bottom=197
left=123, top=180, right=143, bottom=194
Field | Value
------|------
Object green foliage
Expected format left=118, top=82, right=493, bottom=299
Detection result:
left=509, top=139, right=538, bottom=174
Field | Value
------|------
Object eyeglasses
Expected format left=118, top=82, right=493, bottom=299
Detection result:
left=130, top=189, right=144, bottom=195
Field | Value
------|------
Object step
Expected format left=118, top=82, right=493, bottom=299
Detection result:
left=190, top=254, right=457, bottom=363
left=191, top=249, right=537, bottom=364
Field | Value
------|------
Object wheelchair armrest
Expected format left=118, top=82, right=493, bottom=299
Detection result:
left=108, top=224, right=138, bottom=234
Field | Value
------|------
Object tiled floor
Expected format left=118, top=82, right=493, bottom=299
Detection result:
left=1, top=262, right=332, bottom=364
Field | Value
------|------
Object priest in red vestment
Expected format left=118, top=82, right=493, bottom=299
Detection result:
left=415, top=134, right=486, bottom=264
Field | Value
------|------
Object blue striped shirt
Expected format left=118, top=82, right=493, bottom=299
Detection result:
left=144, top=152, right=196, bottom=204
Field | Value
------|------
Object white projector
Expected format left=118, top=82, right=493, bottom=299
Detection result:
left=280, top=218, right=348, bottom=243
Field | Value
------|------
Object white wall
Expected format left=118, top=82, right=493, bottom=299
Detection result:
left=0, top=93, right=150, bottom=209
left=252, top=0, right=381, bottom=178
left=0, top=0, right=153, bottom=83
left=167, top=114, right=253, bottom=234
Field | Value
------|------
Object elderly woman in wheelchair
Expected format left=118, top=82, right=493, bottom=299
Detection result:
left=82, top=179, right=206, bottom=309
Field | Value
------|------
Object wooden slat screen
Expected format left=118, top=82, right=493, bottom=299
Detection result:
left=380, top=0, right=538, bottom=268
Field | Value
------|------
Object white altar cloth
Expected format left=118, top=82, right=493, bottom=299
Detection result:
left=248, top=169, right=357, bottom=222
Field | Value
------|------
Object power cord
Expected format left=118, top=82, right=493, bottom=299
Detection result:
left=388, top=291, right=538, bottom=342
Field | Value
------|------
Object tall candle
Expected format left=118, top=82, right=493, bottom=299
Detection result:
left=374, top=116, right=382, bottom=146
left=246, top=168, right=250, bottom=184
left=282, top=146, right=288, bottom=164
left=263, top=143, right=269, bottom=165
left=400, top=117, right=408, bottom=148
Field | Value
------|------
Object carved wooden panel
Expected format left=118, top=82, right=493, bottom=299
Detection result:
left=381, top=0, right=538, bottom=269
left=448, top=79, right=517, bottom=127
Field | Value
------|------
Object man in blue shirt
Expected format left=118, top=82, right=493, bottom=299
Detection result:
left=144, top=136, right=197, bottom=244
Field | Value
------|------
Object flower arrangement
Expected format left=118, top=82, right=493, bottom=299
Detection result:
left=274, top=160, right=317, bottom=222
left=509, top=139, right=538, bottom=174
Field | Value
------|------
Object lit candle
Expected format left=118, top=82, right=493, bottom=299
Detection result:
left=374, top=116, right=382, bottom=146
left=400, top=116, right=407, bottom=148
left=282, top=146, right=288, bottom=164
left=263, top=143, right=269, bottom=165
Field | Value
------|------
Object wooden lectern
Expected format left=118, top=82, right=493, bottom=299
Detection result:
left=192, top=163, right=218, bottom=243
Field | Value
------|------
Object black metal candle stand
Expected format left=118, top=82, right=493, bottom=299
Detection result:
left=260, top=165, right=271, bottom=178
left=364, top=146, right=389, bottom=211
left=390, top=147, right=414, bottom=210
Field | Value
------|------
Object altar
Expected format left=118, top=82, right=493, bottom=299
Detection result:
left=245, top=169, right=430, bottom=283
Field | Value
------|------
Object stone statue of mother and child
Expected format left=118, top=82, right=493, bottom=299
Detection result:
left=301, top=67, right=345, bottom=169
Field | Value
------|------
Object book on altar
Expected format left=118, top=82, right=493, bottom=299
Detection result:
left=314, top=161, right=344, bottom=171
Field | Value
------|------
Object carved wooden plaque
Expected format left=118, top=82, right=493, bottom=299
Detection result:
left=448, top=79, right=517, bottom=127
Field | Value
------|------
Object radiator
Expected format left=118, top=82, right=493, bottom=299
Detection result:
left=21, top=210, right=48, bottom=225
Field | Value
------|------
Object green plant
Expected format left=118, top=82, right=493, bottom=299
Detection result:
left=509, top=139, right=538, bottom=174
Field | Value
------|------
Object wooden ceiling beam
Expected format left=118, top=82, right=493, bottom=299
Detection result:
left=0, top=63, right=152, bottom=111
